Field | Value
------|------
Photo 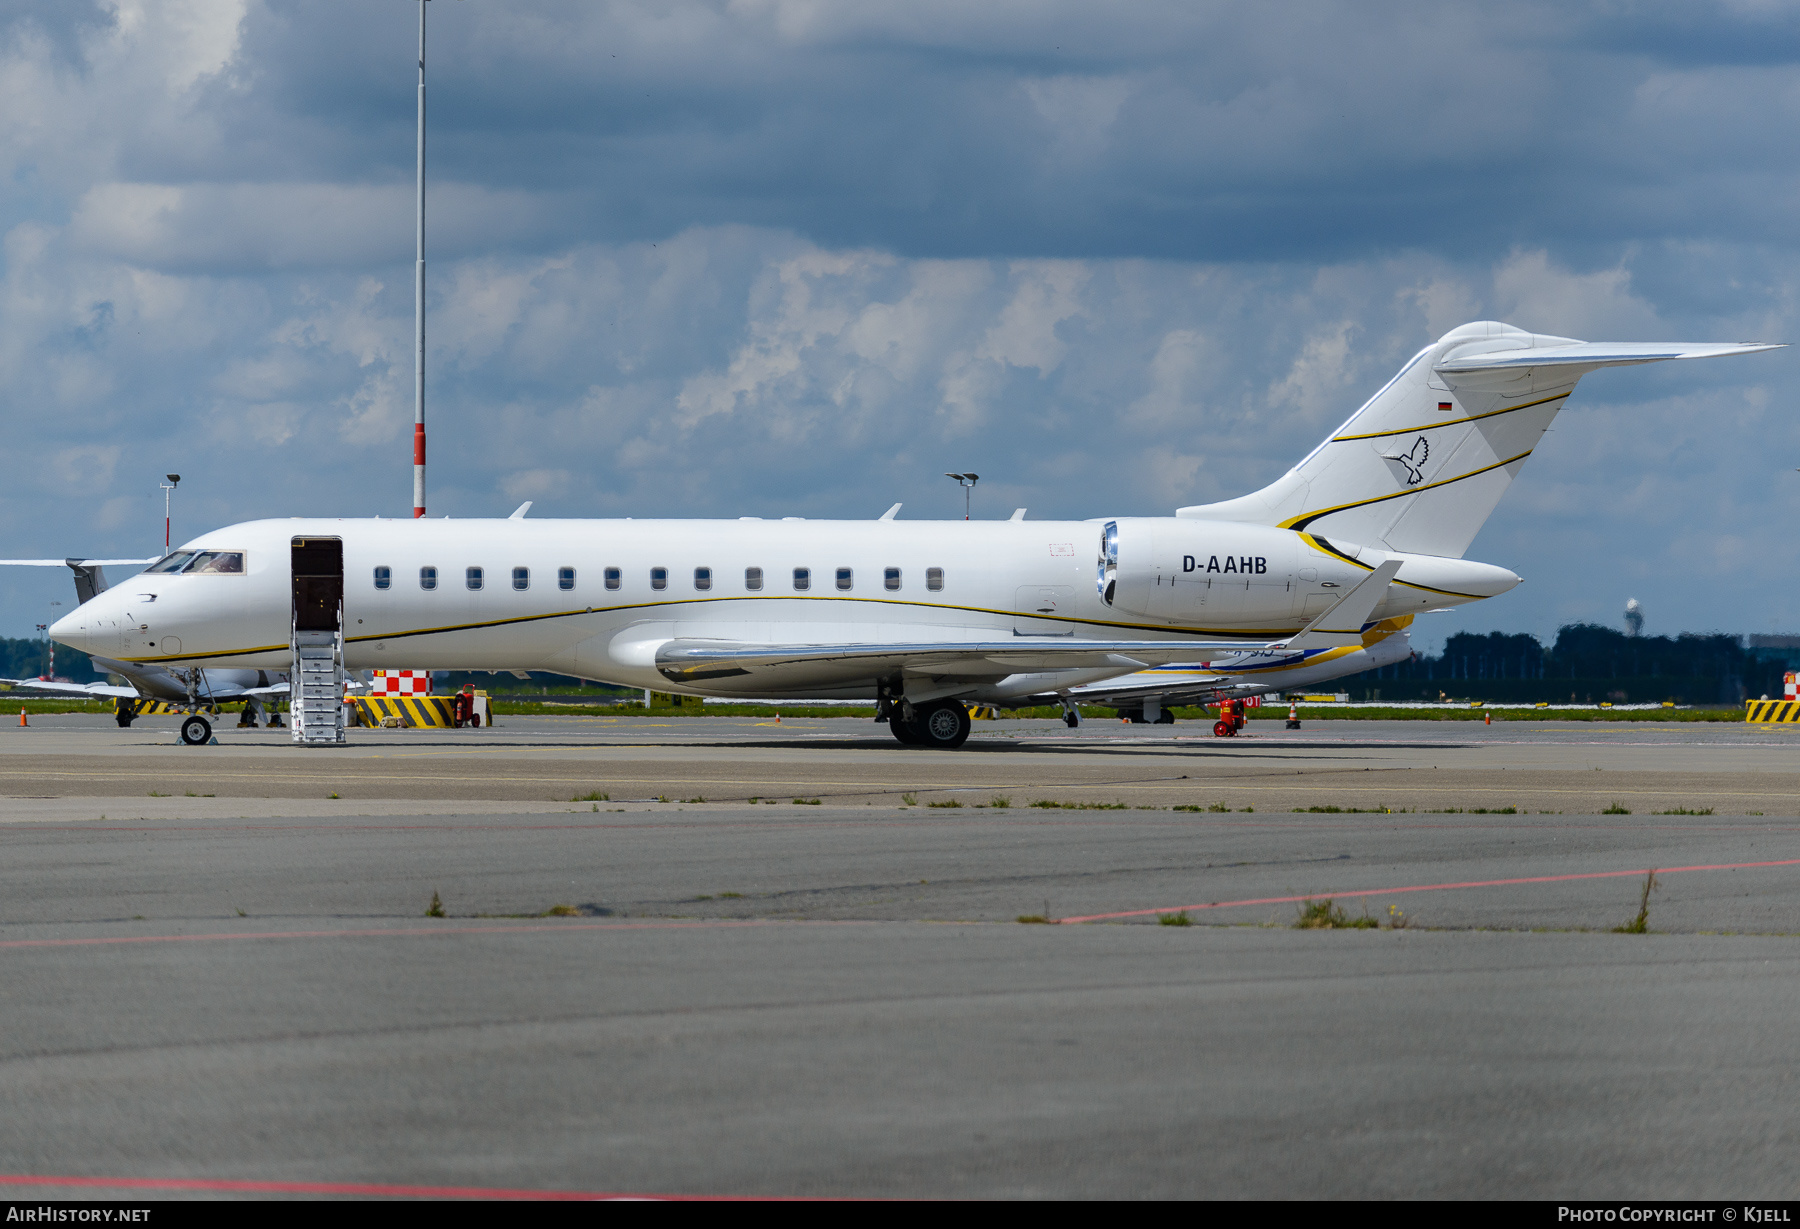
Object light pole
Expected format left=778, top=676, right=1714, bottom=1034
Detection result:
left=159, top=474, right=181, bottom=552
left=412, top=0, right=429, bottom=518
left=35, top=623, right=48, bottom=679
left=45, top=603, right=60, bottom=679
left=945, top=472, right=979, bottom=520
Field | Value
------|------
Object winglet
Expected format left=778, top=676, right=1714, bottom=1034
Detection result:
left=509, top=502, right=532, bottom=519
left=879, top=503, right=902, bottom=521
left=1273, top=559, right=1404, bottom=650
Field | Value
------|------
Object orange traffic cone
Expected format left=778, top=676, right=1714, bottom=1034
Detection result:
left=1485, top=711, right=1492, bottom=726
left=774, top=711, right=781, bottom=724
left=18, top=707, right=26, bottom=727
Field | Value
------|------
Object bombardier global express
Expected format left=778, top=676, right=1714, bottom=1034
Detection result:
left=48, top=322, right=1780, bottom=747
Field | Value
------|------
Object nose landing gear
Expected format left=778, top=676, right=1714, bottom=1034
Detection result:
left=179, top=715, right=213, bottom=746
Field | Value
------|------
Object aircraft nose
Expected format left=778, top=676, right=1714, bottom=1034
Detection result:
left=50, top=606, right=101, bottom=654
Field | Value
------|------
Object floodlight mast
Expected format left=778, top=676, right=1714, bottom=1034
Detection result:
left=412, top=0, right=428, bottom=518
left=160, top=474, right=180, bottom=552
left=945, top=472, right=979, bottom=520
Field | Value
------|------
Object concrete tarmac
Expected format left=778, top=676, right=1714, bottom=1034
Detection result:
left=2, top=715, right=1797, bottom=1198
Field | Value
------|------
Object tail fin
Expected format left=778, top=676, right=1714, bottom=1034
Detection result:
left=1177, top=321, right=1780, bottom=558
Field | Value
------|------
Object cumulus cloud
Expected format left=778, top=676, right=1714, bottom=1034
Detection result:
left=1, top=0, right=1798, bottom=649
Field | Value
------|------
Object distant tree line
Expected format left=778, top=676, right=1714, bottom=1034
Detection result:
left=1340, top=624, right=1786, bottom=704
left=0, top=636, right=100, bottom=684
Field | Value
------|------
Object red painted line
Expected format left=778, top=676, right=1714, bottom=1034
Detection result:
left=1057, top=857, right=1800, bottom=923
left=0, top=1173, right=813, bottom=1200
left=0, top=919, right=804, bottom=950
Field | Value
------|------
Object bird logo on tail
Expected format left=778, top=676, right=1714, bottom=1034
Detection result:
left=1380, top=436, right=1429, bottom=486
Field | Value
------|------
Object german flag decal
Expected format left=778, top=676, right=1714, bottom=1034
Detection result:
left=1437, top=401, right=1452, bottom=411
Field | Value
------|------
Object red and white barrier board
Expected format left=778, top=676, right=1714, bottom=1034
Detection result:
left=370, top=670, right=433, bottom=696
left=1786, top=672, right=1797, bottom=701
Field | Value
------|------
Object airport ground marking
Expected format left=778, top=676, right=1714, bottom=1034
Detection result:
left=0, top=1174, right=817, bottom=1200
left=0, top=918, right=861, bottom=950
left=1056, top=857, right=1800, bottom=923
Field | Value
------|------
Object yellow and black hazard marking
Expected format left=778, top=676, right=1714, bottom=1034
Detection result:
left=1745, top=700, right=1800, bottom=724
left=352, top=695, right=457, bottom=728
left=968, top=705, right=1000, bottom=720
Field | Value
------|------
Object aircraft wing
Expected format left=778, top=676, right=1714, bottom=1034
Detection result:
left=0, top=558, right=156, bottom=567
left=2, top=678, right=139, bottom=699
left=652, top=637, right=1283, bottom=686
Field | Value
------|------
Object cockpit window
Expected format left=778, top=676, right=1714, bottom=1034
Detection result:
left=183, top=551, right=245, bottom=575
left=145, top=552, right=197, bottom=574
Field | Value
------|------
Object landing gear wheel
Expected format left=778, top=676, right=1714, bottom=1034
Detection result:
left=909, top=701, right=972, bottom=749
left=1063, top=709, right=1080, bottom=728
left=1213, top=720, right=1232, bottom=738
left=889, top=715, right=921, bottom=745
left=1154, top=710, right=1175, bottom=725
left=179, top=715, right=213, bottom=746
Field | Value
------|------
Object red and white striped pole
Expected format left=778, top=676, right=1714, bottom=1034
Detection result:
left=411, top=0, right=428, bottom=518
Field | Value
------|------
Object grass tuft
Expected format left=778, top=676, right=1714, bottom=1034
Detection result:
left=927, top=799, right=963, bottom=808
left=544, top=904, right=579, bottom=917
left=1612, top=871, right=1659, bottom=933
left=425, top=890, right=445, bottom=918
left=901, top=793, right=917, bottom=806
left=793, top=797, right=821, bottom=805
left=1293, top=898, right=1378, bottom=929
left=1653, top=806, right=1714, bottom=815
left=327, top=792, right=340, bottom=800
left=572, top=791, right=610, bottom=802
left=1157, top=911, right=1194, bottom=926
left=1602, top=803, right=1632, bottom=815
left=1016, top=914, right=1053, bottom=924
left=989, top=796, right=1012, bottom=808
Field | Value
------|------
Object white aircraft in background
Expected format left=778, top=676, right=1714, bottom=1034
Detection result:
left=2, top=556, right=290, bottom=726
left=49, top=322, right=1780, bottom=747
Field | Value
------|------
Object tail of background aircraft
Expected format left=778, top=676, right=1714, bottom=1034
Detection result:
left=1177, top=321, right=1778, bottom=559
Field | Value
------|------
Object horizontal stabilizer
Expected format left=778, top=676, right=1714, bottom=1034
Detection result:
left=1277, top=559, right=1402, bottom=650
left=1436, top=341, right=1781, bottom=378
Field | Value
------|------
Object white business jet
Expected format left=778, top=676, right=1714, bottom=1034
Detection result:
left=48, top=322, right=1779, bottom=748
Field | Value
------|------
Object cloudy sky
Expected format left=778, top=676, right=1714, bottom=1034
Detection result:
left=2, top=0, right=1797, bottom=651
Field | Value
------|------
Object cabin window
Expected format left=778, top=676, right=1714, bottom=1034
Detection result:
left=373, top=566, right=391, bottom=591
left=513, top=567, right=530, bottom=591
left=926, top=567, right=944, bottom=592
left=836, top=567, right=853, bottom=591
left=694, top=566, right=712, bottom=591
left=745, top=567, right=763, bottom=591
left=604, top=567, right=620, bottom=591
left=420, top=566, right=437, bottom=591
left=651, top=567, right=667, bottom=591
left=884, top=567, right=901, bottom=591
left=466, top=566, right=484, bottom=591
left=558, top=567, right=575, bottom=591
left=793, top=567, right=810, bottom=591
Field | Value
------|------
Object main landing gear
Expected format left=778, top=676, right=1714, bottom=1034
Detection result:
left=887, top=699, right=972, bottom=749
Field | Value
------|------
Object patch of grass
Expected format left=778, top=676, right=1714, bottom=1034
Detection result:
left=900, top=793, right=917, bottom=806
left=1602, top=803, right=1632, bottom=815
left=694, top=895, right=713, bottom=901
left=235, top=908, right=247, bottom=917
left=1028, top=800, right=1129, bottom=810
left=543, top=904, right=579, bottom=917
left=928, top=799, right=964, bottom=808
left=1613, top=871, right=1660, bottom=933
left=132, top=915, right=145, bottom=920
left=572, top=791, right=610, bottom=802
left=1434, top=806, right=1517, bottom=814
left=147, top=790, right=169, bottom=798
left=1293, top=899, right=1378, bottom=929
left=183, top=790, right=214, bottom=798
left=1158, top=911, right=1194, bottom=926
left=425, top=890, right=445, bottom=918
left=747, top=796, right=760, bottom=804
left=719, top=891, right=743, bottom=899
left=989, top=796, right=1011, bottom=808
left=683, top=796, right=706, bottom=803
left=1653, top=806, right=1714, bottom=815
left=1385, top=904, right=1409, bottom=929
left=655, top=794, right=670, bottom=803
left=1016, top=914, right=1053, bottom=924
left=327, top=792, right=340, bottom=799
left=793, top=797, right=821, bottom=805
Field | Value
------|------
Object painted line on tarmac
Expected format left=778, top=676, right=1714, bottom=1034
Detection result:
left=1058, top=857, right=1800, bottom=923
left=0, top=918, right=851, bottom=950
left=0, top=1174, right=816, bottom=1200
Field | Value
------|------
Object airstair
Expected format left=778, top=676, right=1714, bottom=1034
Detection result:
left=290, top=536, right=347, bottom=746
left=291, top=629, right=346, bottom=744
